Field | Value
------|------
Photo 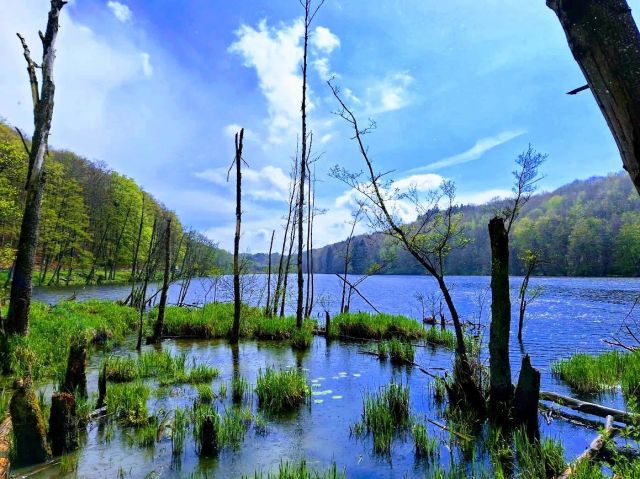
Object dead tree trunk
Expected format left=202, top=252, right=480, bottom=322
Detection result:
left=558, top=414, right=614, bottom=479
left=265, top=229, right=275, bottom=317
left=7, top=0, right=67, bottom=335
left=10, top=378, right=51, bottom=466
left=488, top=217, right=513, bottom=418
left=548, top=0, right=640, bottom=193
left=513, top=354, right=540, bottom=433
left=230, top=129, right=244, bottom=344
left=151, top=218, right=171, bottom=344
left=62, top=337, right=87, bottom=398
left=48, top=392, right=78, bottom=455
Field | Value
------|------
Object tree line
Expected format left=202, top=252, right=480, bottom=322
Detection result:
left=0, top=121, right=229, bottom=288
left=308, top=171, right=640, bottom=277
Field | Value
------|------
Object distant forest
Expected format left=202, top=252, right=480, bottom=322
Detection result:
left=301, top=172, right=640, bottom=277
left=0, top=122, right=230, bottom=285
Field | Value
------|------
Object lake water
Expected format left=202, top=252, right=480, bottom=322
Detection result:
left=22, top=274, right=639, bottom=478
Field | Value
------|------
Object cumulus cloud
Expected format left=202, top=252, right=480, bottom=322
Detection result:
left=365, top=71, right=414, bottom=113
left=413, top=130, right=526, bottom=172
left=311, top=26, right=340, bottom=53
left=107, top=1, right=132, bottom=23
left=229, top=19, right=306, bottom=144
left=195, top=165, right=291, bottom=202
left=394, top=173, right=444, bottom=192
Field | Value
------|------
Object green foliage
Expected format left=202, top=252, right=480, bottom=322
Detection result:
left=412, top=423, right=438, bottom=460
left=255, top=368, right=310, bottom=412
left=330, top=312, right=425, bottom=340
left=552, top=351, right=630, bottom=394
left=105, top=381, right=149, bottom=426
left=232, top=375, right=249, bottom=404
left=246, top=461, right=345, bottom=479
left=513, top=429, right=565, bottom=479
left=424, top=327, right=456, bottom=349
left=387, top=338, right=414, bottom=364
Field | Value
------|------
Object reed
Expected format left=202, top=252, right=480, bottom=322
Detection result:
left=330, top=312, right=425, bottom=340
left=105, top=381, right=149, bottom=426
left=255, top=368, right=310, bottom=412
left=423, top=326, right=456, bottom=349
left=172, top=407, right=188, bottom=456
left=232, top=375, right=250, bottom=404
left=411, top=423, right=438, bottom=460
left=387, top=339, right=415, bottom=365
left=513, top=428, right=565, bottom=479
left=196, top=384, right=215, bottom=403
left=247, top=460, right=345, bottom=479
left=551, top=351, right=626, bottom=393
left=185, top=364, right=219, bottom=384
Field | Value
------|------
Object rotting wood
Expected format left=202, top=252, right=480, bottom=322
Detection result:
left=539, top=403, right=613, bottom=431
left=558, top=414, right=614, bottom=479
left=0, top=416, right=12, bottom=479
left=541, top=391, right=636, bottom=424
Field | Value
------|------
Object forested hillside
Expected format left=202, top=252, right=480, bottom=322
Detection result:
left=0, top=122, right=230, bottom=285
left=311, top=172, right=640, bottom=277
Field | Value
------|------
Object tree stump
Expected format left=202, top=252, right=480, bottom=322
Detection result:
left=513, top=354, right=541, bottom=433
left=97, top=363, right=107, bottom=409
left=48, top=392, right=79, bottom=455
left=325, top=311, right=331, bottom=337
left=63, top=338, right=87, bottom=397
left=9, top=379, right=50, bottom=465
left=199, top=416, right=219, bottom=457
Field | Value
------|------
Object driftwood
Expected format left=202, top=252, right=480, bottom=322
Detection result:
left=558, top=414, right=614, bottom=479
left=540, top=391, right=636, bottom=424
left=426, top=418, right=473, bottom=442
left=539, top=403, right=612, bottom=431
left=0, top=417, right=11, bottom=479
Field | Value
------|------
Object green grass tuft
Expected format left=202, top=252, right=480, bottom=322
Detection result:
left=255, top=368, right=310, bottom=412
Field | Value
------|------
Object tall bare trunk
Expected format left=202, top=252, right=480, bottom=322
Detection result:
left=7, top=0, right=66, bottom=335
left=230, top=129, right=244, bottom=344
left=266, top=229, right=275, bottom=317
left=548, top=0, right=640, bottom=193
left=488, top=217, right=513, bottom=417
left=151, top=218, right=171, bottom=344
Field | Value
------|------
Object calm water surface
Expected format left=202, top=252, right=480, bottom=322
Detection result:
left=22, top=275, right=639, bottom=478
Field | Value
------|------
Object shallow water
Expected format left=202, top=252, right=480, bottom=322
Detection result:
left=23, top=274, right=640, bottom=478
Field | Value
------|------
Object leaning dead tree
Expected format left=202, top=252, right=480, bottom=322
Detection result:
left=328, top=80, right=484, bottom=410
left=6, top=0, right=67, bottom=335
left=150, top=217, right=171, bottom=344
left=548, top=0, right=640, bottom=194
left=517, top=249, right=542, bottom=342
left=340, top=204, right=364, bottom=313
left=488, top=145, right=545, bottom=420
left=229, top=129, right=245, bottom=344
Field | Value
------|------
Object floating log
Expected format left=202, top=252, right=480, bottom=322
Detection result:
left=539, top=404, right=610, bottom=431
left=540, top=391, right=636, bottom=424
left=558, top=414, right=614, bottom=479
left=0, top=416, right=12, bottom=479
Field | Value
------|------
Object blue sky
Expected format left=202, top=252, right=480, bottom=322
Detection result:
left=1, top=0, right=635, bottom=252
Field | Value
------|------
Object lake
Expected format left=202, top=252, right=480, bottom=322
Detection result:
left=22, top=274, right=639, bottom=478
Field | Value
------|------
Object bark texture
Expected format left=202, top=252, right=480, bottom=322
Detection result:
left=513, top=355, right=540, bottom=431
left=7, top=0, right=67, bottom=335
left=48, top=392, right=79, bottom=455
left=488, top=217, right=513, bottom=416
left=548, top=0, right=640, bottom=193
left=152, top=218, right=171, bottom=343
left=62, top=338, right=87, bottom=397
left=10, top=379, right=51, bottom=465
left=230, top=129, right=244, bottom=344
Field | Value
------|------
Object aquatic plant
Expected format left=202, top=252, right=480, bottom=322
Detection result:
left=60, top=452, right=79, bottom=473
left=412, top=423, right=438, bottom=460
left=430, top=377, right=447, bottom=403
left=330, top=312, right=425, bottom=340
left=376, top=341, right=388, bottom=360
left=172, top=407, right=188, bottom=456
left=221, top=407, right=252, bottom=448
left=255, top=368, right=311, bottom=412
left=196, top=384, right=215, bottom=403
left=232, top=374, right=250, bottom=404
left=552, top=351, right=626, bottom=393
left=105, top=381, right=149, bottom=426
left=423, top=326, right=456, bottom=349
left=387, top=338, right=415, bottom=365
left=513, top=428, right=565, bottom=479
left=134, top=415, right=159, bottom=448
left=247, top=460, right=345, bottom=479
left=185, top=364, right=219, bottom=384
left=193, top=403, right=222, bottom=456
left=290, top=327, right=314, bottom=349
left=353, top=382, right=410, bottom=454
left=104, top=356, right=138, bottom=383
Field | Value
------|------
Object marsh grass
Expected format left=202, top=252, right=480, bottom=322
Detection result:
left=412, top=423, right=438, bottom=460
left=221, top=407, right=252, bottom=447
left=247, top=460, right=345, bottom=479
left=353, top=382, right=410, bottom=455
left=387, top=339, right=415, bottom=365
left=290, top=327, right=314, bottom=350
left=376, top=342, right=388, bottom=360
left=513, top=428, right=565, bottom=479
left=106, top=381, right=149, bottom=426
left=6, top=300, right=137, bottom=381
left=193, top=403, right=221, bottom=454
left=255, top=368, right=310, bottom=412
left=172, top=407, right=188, bottom=456
left=330, top=312, right=425, bottom=340
left=430, top=377, right=447, bottom=404
left=60, top=452, right=79, bottom=473
left=132, top=415, right=159, bottom=448
left=232, top=375, right=250, bottom=404
left=423, top=326, right=456, bottom=349
left=184, top=364, right=219, bottom=384
left=196, top=384, right=215, bottom=403
left=551, top=351, right=626, bottom=393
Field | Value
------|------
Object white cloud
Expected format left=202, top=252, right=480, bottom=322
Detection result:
left=311, top=26, right=340, bottom=53
left=313, top=57, right=331, bottom=80
left=195, top=165, right=291, bottom=202
left=394, top=173, right=444, bottom=192
left=413, top=130, right=526, bottom=172
left=107, top=1, right=132, bottom=23
left=229, top=19, right=306, bottom=144
left=366, top=71, right=414, bottom=113
left=140, top=52, right=153, bottom=77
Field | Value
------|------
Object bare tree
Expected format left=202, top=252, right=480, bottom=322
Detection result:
left=548, top=0, right=640, bottom=194
left=151, top=217, right=171, bottom=344
left=339, top=204, right=364, bottom=313
left=296, top=0, right=325, bottom=328
left=229, top=129, right=245, bottom=344
left=328, top=80, right=483, bottom=409
left=6, top=0, right=67, bottom=335
left=488, top=145, right=545, bottom=419
left=517, top=249, right=543, bottom=342
left=265, top=229, right=275, bottom=317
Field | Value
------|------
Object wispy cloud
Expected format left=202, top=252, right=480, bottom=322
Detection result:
left=365, top=71, right=415, bottom=113
left=412, top=130, right=526, bottom=172
left=107, top=1, right=132, bottom=23
left=195, top=165, right=291, bottom=202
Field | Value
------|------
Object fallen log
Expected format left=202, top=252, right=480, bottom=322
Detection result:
left=540, top=391, right=636, bottom=424
left=0, top=416, right=12, bottom=479
left=539, top=404, right=612, bottom=430
left=558, top=414, right=614, bottom=479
